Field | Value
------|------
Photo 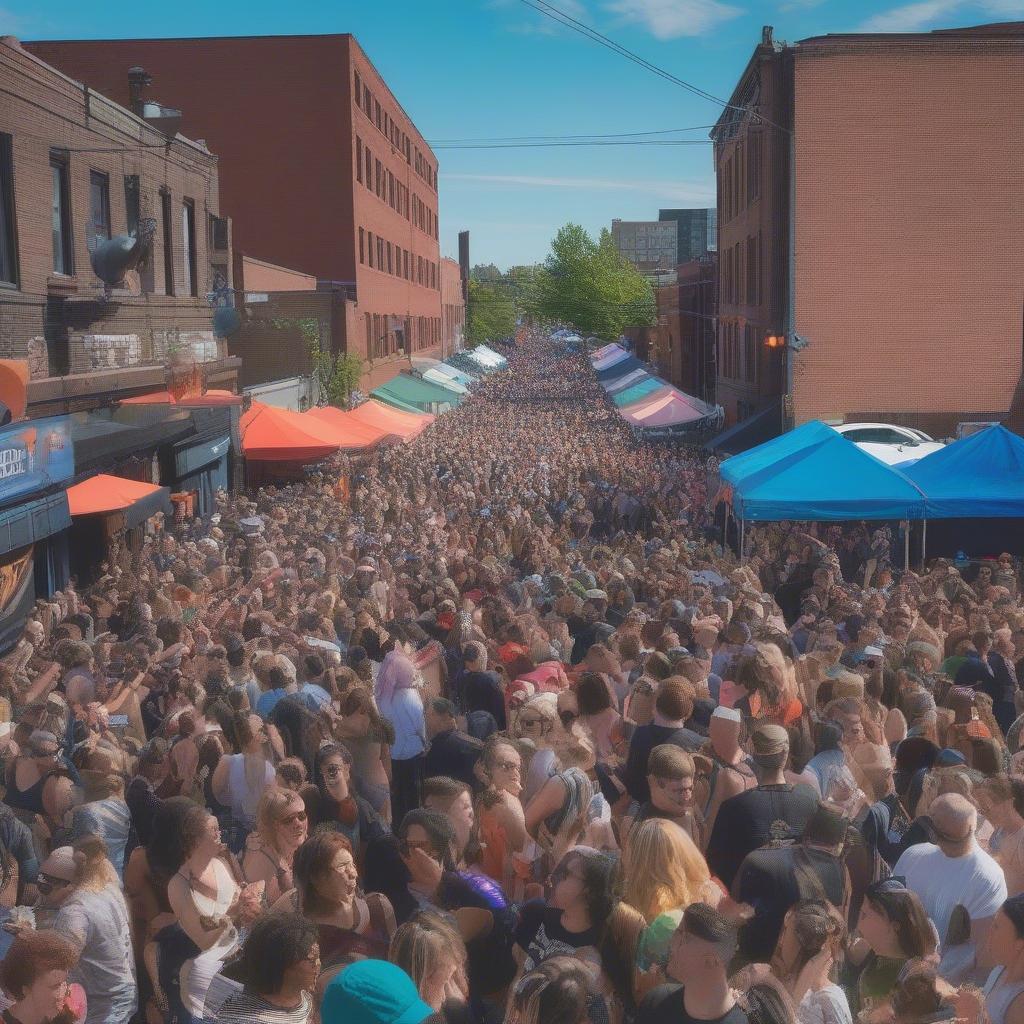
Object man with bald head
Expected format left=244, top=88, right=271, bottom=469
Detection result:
left=893, top=792, right=1007, bottom=982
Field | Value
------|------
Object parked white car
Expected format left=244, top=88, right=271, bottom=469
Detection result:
left=831, top=422, right=945, bottom=465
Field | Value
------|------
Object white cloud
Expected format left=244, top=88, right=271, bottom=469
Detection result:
left=860, top=0, right=1024, bottom=31
left=603, top=0, right=743, bottom=38
left=442, top=171, right=715, bottom=202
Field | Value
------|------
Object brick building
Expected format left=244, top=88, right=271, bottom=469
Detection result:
left=711, top=27, right=791, bottom=427
left=713, top=22, right=1024, bottom=433
left=652, top=255, right=718, bottom=402
left=26, top=34, right=445, bottom=392
left=440, top=257, right=465, bottom=357
left=0, top=36, right=239, bottom=414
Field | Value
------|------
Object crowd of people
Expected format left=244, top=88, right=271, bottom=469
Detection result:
left=0, top=330, right=1023, bottom=1024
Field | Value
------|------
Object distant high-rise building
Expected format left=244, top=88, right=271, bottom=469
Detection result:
left=610, top=219, right=678, bottom=273
left=658, top=208, right=717, bottom=262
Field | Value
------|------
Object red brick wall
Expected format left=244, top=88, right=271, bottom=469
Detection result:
left=28, top=34, right=445, bottom=392
left=714, top=45, right=791, bottom=426
left=791, top=34, right=1024, bottom=431
left=237, top=255, right=316, bottom=293
left=0, top=38, right=232, bottom=394
left=440, top=257, right=465, bottom=356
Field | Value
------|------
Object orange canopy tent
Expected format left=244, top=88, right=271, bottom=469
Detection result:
left=304, top=406, right=391, bottom=448
left=346, top=399, right=433, bottom=443
left=120, top=391, right=176, bottom=405
left=240, top=402, right=350, bottom=462
left=67, top=474, right=171, bottom=528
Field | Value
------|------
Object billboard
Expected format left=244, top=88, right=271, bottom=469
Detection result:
left=0, top=417, right=74, bottom=505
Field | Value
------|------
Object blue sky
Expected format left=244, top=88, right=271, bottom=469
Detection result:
left=11, top=0, right=1023, bottom=269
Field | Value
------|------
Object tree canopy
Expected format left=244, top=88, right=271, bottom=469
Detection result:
left=466, top=279, right=516, bottom=347
left=527, top=223, right=655, bottom=340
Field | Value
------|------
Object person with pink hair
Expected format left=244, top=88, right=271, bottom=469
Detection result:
left=375, top=649, right=425, bottom=824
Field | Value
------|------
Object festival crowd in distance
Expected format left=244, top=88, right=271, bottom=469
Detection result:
left=1, top=331, right=1024, bottom=1024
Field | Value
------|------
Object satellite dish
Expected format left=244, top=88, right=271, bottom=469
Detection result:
left=0, top=360, right=28, bottom=422
left=90, top=220, right=155, bottom=298
left=213, top=306, right=241, bottom=338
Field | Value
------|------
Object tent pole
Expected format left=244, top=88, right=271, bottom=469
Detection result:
left=723, top=504, right=730, bottom=551
left=922, top=519, right=927, bottom=569
left=739, top=518, right=746, bottom=565
left=903, top=521, right=910, bottom=572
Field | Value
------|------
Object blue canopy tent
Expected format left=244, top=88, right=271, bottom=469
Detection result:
left=720, top=421, right=927, bottom=559
left=904, top=424, right=1024, bottom=557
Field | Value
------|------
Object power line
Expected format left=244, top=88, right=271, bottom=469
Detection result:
left=428, top=125, right=718, bottom=144
left=518, top=0, right=789, bottom=134
left=434, top=139, right=712, bottom=149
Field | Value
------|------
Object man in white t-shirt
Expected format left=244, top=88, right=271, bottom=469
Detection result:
left=894, top=793, right=1007, bottom=983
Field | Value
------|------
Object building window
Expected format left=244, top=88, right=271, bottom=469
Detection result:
left=386, top=241, right=393, bottom=275
left=354, top=70, right=362, bottom=105
left=377, top=236, right=384, bottom=269
left=356, top=137, right=363, bottom=183
left=746, top=235, right=757, bottom=305
left=88, top=170, right=111, bottom=255
left=0, top=134, right=17, bottom=286
left=375, top=160, right=382, bottom=197
left=359, top=227, right=365, bottom=264
left=182, top=198, right=197, bottom=296
left=403, top=250, right=409, bottom=279
left=160, top=188, right=174, bottom=294
left=367, top=231, right=374, bottom=268
left=50, top=151, right=73, bottom=275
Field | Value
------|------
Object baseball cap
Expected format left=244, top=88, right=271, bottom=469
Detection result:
left=321, top=960, right=432, bottom=1024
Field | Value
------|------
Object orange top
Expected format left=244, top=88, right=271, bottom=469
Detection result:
left=240, top=402, right=347, bottom=461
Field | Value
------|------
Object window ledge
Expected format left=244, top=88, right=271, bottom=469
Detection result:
left=47, top=274, right=79, bottom=294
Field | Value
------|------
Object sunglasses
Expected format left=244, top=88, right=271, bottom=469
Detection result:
left=36, top=873, right=73, bottom=895
left=323, top=764, right=347, bottom=779
left=278, top=810, right=307, bottom=826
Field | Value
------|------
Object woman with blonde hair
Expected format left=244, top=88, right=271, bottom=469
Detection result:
left=621, top=818, right=720, bottom=977
left=388, top=911, right=468, bottom=1011
left=241, top=785, right=309, bottom=906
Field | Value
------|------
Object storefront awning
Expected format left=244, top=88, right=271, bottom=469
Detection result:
left=304, top=407, right=390, bottom=449
left=241, top=402, right=347, bottom=462
left=0, top=491, right=72, bottom=557
left=346, top=399, right=433, bottom=442
left=67, top=474, right=172, bottom=528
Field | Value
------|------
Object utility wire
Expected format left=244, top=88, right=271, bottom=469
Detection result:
left=518, top=0, right=790, bottom=134
left=433, top=139, right=713, bottom=149
left=428, top=125, right=718, bottom=144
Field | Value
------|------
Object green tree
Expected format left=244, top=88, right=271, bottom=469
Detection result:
left=466, top=280, right=516, bottom=346
left=470, top=263, right=504, bottom=284
left=528, top=223, right=655, bottom=340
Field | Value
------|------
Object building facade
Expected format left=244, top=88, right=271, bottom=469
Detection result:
left=440, top=257, right=466, bottom=357
left=711, top=27, right=792, bottom=427
left=658, top=209, right=717, bottom=263
left=0, top=37, right=239, bottom=415
left=26, top=34, right=444, bottom=392
left=610, top=219, right=678, bottom=274
left=713, top=22, right=1024, bottom=433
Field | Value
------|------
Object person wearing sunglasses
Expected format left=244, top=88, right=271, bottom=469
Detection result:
left=242, top=787, right=309, bottom=906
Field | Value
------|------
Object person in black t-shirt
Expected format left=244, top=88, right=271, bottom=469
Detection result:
left=623, top=682, right=704, bottom=805
left=733, top=801, right=850, bottom=964
left=638, top=904, right=748, bottom=1024
left=458, top=643, right=506, bottom=729
left=706, top=723, right=818, bottom=890
left=423, top=698, right=483, bottom=788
